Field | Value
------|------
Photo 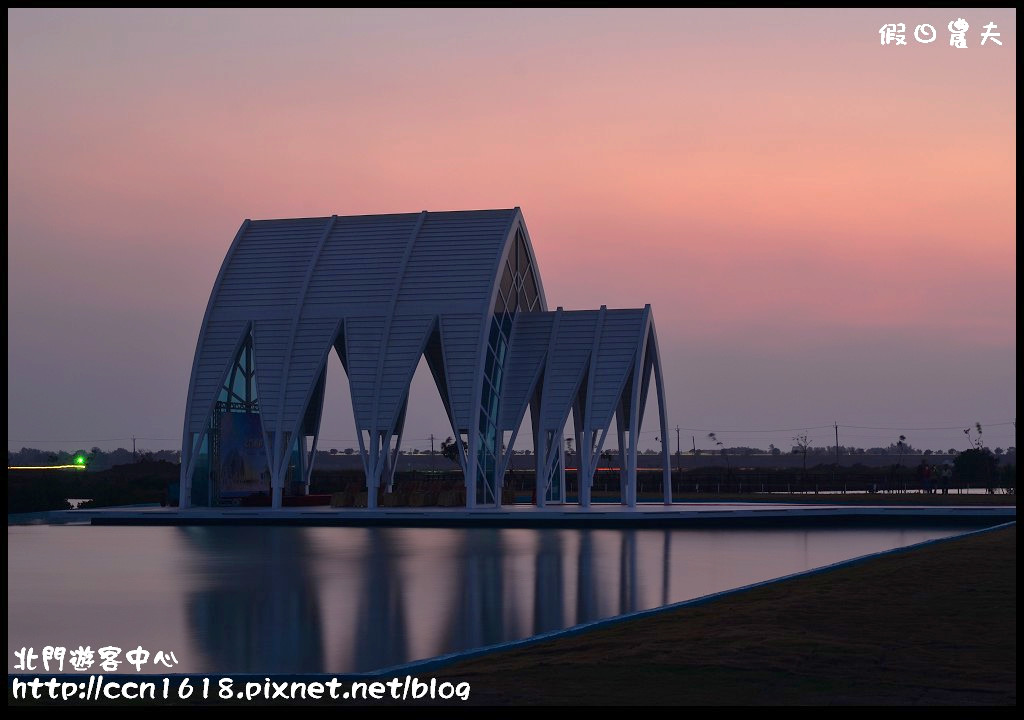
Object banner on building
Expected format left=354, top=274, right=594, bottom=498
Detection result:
left=218, top=412, right=270, bottom=494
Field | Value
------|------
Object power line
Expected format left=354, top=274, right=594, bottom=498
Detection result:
left=8, top=438, right=132, bottom=443
left=7, top=437, right=180, bottom=443
left=677, top=425, right=834, bottom=433
left=672, top=420, right=1015, bottom=434
left=840, top=422, right=1015, bottom=431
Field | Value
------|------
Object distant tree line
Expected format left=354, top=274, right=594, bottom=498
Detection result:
left=11, top=443, right=1016, bottom=466
left=7, top=447, right=180, bottom=471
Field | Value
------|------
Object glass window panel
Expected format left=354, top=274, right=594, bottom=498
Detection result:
left=517, top=234, right=529, bottom=275
left=489, top=317, right=501, bottom=348
left=476, top=468, right=487, bottom=503
left=523, top=269, right=538, bottom=308
left=235, top=372, right=250, bottom=402
left=480, top=382, right=491, bottom=409
left=488, top=390, right=499, bottom=420
left=500, top=262, right=514, bottom=298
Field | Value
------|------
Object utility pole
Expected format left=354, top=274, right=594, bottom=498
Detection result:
left=834, top=421, right=840, bottom=492
left=691, top=434, right=699, bottom=495
left=674, top=426, right=681, bottom=474
left=430, top=433, right=435, bottom=472
left=132, top=435, right=137, bottom=461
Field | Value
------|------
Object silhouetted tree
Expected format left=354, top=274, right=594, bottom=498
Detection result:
left=954, top=448, right=998, bottom=493
left=440, top=437, right=460, bottom=463
left=964, top=423, right=985, bottom=451
left=708, top=432, right=730, bottom=478
left=792, top=433, right=809, bottom=488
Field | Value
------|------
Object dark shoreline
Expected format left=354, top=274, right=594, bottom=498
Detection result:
left=432, top=524, right=1017, bottom=705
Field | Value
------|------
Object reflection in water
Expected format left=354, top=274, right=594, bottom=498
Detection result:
left=619, top=530, right=638, bottom=615
left=353, top=530, right=408, bottom=672
left=576, top=530, right=599, bottom=624
left=443, top=529, right=511, bottom=656
left=182, top=527, right=324, bottom=673
left=534, top=530, right=564, bottom=634
left=7, top=524, right=972, bottom=674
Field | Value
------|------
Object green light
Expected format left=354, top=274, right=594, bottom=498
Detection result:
left=75, top=456, right=86, bottom=465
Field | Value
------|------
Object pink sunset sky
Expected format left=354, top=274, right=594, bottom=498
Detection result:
left=7, top=8, right=1017, bottom=454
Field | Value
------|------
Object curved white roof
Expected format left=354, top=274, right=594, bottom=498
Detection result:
left=180, top=208, right=668, bottom=509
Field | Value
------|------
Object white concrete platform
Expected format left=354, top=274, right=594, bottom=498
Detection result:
left=35, top=502, right=1015, bottom=529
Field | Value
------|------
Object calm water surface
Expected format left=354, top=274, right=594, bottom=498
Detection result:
left=8, top=525, right=966, bottom=673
